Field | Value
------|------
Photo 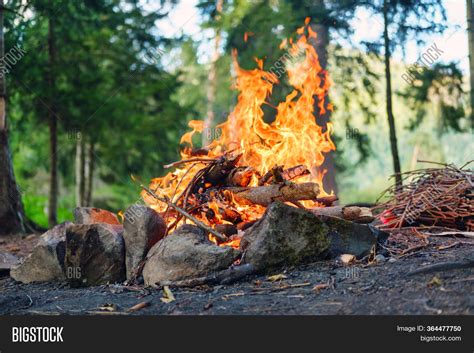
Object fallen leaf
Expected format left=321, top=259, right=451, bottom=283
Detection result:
left=427, top=276, right=442, bottom=287
left=339, top=254, right=356, bottom=264
left=127, top=301, right=151, bottom=312
left=98, top=303, right=117, bottom=312
left=160, top=285, right=175, bottom=303
left=267, top=274, right=287, bottom=282
left=312, top=283, right=329, bottom=293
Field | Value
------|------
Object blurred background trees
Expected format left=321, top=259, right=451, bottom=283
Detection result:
left=0, top=0, right=471, bottom=230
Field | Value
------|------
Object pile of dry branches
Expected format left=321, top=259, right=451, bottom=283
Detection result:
left=374, top=162, right=473, bottom=231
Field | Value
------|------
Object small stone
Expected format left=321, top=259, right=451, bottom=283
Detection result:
left=143, top=225, right=240, bottom=286
left=123, top=205, right=166, bottom=279
left=74, top=207, right=120, bottom=225
left=388, top=257, right=397, bottom=263
left=10, top=223, right=70, bottom=283
left=374, top=254, right=386, bottom=263
left=65, top=223, right=126, bottom=287
left=0, top=252, right=20, bottom=275
left=339, top=254, right=356, bottom=264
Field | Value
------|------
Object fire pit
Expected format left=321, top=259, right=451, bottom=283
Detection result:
left=10, top=21, right=389, bottom=288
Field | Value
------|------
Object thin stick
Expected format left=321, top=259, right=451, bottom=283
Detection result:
left=164, top=157, right=217, bottom=169
left=163, top=162, right=200, bottom=226
left=140, top=184, right=228, bottom=243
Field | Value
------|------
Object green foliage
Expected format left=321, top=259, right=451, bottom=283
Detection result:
left=399, top=62, right=467, bottom=133
left=22, top=194, right=73, bottom=228
left=5, top=0, right=192, bottom=222
left=3, top=0, right=472, bottom=221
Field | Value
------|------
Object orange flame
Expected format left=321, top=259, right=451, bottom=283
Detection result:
left=143, top=20, right=336, bottom=246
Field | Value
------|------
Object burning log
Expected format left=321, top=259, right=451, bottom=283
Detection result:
left=214, top=223, right=238, bottom=237
left=258, top=165, right=310, bottom=185
left=226, top=166, right=255, bottom=187
left=310, top=206, right=374, bottom=223
left=281, top=165, right=310, bottom=181
left=227, top=182, right=320, bottom=206
left=237, top=220, right=257, bottom=231
left=204, top=154, right=242, bottom=185
left=314, top=195, right=338, bottom=206
left=222, top=208, right=242, bottom=223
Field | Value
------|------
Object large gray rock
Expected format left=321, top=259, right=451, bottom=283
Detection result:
left=74, top=207, right=120, bottom=225
left=143, top=225, right=240, bottom=287
left=123, top=204, right=166, bottom=279
left=10, top=223, right=70, bottom=283
left=65, top=224, right=126, bottom=287
left=240, top=203, right=331, bottom=271
left=240, top=202, right=388, bottom=271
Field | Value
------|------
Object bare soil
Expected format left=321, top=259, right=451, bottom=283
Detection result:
left=0, top=233, right=473, bottom=315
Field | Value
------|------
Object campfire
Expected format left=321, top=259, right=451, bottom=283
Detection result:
left=141, top=19, right=336, bottom=249
left=9, top=20, right=387, bottom=289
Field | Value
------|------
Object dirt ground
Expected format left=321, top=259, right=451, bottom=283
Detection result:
left=0, top=232, right=473, bottom=315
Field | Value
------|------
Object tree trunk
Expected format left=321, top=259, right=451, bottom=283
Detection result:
left=75, top=138, right=85, bottom=207
left=84, top=141, right=94, bottom=206
left=467, top=0, right=474, bottom=130
left=310, top=6, right=338, bottom=196
left=202, top=0, right=223, bottom=147
left=47, top=16, right=58, bottom=227
left=0, top=0, right=25, bottom=234
left=383, top=0, right=402, bottom=189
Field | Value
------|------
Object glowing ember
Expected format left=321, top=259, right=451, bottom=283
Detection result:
left=142, top=19, right=336, bottom=247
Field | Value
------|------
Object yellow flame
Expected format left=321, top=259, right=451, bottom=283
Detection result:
left=143, top=20, right=336, bottom=246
